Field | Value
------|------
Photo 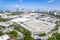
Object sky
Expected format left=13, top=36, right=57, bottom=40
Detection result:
left=0, top=0, right=60, bottom=10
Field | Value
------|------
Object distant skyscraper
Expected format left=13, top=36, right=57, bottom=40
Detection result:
left=16, top=8, right=19, bottom=12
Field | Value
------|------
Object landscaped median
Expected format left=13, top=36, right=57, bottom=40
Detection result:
left=39, top=33, right=46, bottom=37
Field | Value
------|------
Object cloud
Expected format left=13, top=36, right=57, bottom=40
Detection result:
left=48, top=0, right=55, bottom=3
left=15, top=4, right=20, bottom=7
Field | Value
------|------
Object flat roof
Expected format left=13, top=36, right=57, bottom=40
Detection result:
left=11, top=18, right=29, bottom=22
left=23, top=19, right=56, bottom=33
left=0, top=34, right=9, bottom=40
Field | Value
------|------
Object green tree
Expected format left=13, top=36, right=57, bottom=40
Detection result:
left=55, top=15, right=60, bottom=19
left=23, top=36, right=35, bottom=40
left=55, top=32, right=60, bottom=40
left=48, top=36, right=55, bottom=40
left=0, top=31, right=4, bottom=36
left=48, top=32, right=60, bottom=40
left=9, top=30, right=18, bottom=38
left=0, top=18, right=10, bottom=22
left=21, top=29, right=31, bottom=36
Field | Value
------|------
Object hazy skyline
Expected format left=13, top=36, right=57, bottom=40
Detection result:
left=0, top=0, right=60, bottom=10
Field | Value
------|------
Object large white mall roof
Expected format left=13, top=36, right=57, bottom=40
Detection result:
left=23, top=19, right=56, bottom=33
